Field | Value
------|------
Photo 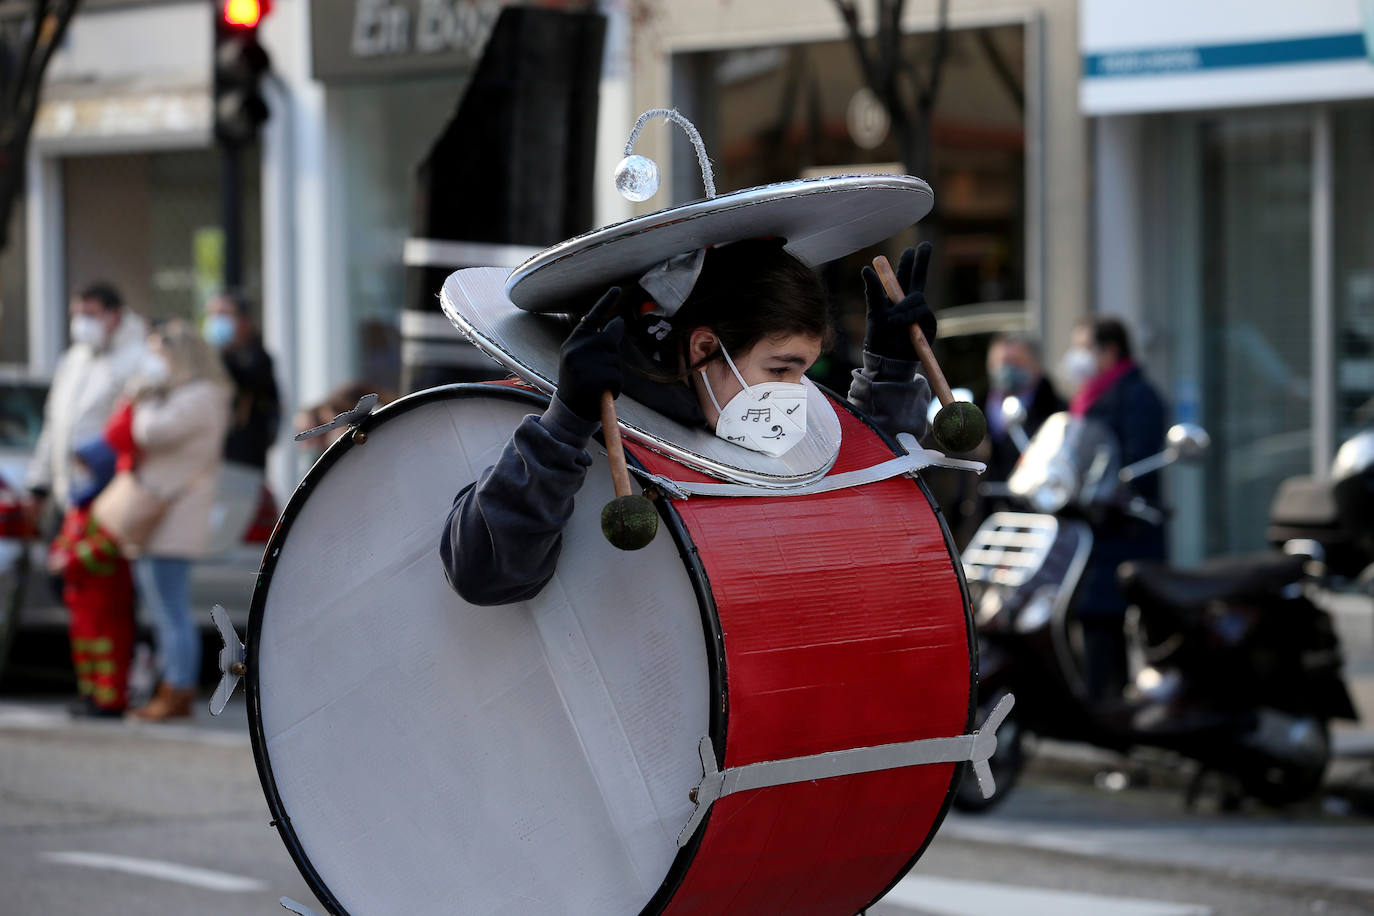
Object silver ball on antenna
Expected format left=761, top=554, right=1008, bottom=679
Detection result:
left=614, top=154, right=660, bottom=203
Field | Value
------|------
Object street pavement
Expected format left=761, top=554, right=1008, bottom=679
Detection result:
left=1, top=588, right=1368, bottom=915
left=2, top=688, right=1373, bottom=916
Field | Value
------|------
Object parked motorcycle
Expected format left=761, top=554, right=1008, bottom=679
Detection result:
left=957, top=403, right=1362, bottom=811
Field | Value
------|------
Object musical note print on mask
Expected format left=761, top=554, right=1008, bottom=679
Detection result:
left=699, top=345, right=809, bottom=458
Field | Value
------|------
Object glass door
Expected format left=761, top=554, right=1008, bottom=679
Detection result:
left=1193, top=110, right=1313, bottom=556
left=1332, top=108, right=1374, bottom=445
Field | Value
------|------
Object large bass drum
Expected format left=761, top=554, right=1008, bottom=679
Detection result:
left=248, top=383, right=975, bottom=916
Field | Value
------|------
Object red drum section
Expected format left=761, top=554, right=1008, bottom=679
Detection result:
left=629, top=400, right=974, bottom=916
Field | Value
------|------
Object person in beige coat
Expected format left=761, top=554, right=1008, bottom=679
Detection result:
left=125, top=320, right=232, bottom=721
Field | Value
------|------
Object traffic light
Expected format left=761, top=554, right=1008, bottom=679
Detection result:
left=213, top=0, right=271, bottom=145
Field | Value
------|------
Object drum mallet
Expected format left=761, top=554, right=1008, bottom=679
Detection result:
left=871, top=255, right=987, bottom=454
left=600, top=391, right=660, bottom=550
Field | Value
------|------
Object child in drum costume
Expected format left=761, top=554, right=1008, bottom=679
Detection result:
left=232, top=112, right=1002, bottom=916
left=440, top=235, right=939, bottom=604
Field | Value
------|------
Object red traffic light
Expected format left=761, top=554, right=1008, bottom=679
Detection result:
left=223, top=0, right=264, bottom=29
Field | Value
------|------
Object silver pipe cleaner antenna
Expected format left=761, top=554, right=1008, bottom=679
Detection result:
left=614, top=108, right=717, bottom=203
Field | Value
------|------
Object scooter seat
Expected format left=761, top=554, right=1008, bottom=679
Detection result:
left=1118, top=552, right=1307, bottom=610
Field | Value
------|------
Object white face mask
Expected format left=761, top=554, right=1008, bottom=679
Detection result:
left=70, top=314, right=107, bottom=349
left=139, top=352, right=171, bottom=385
left=1060, top=346, right=1097, bottom=389
left=700, top=346, right=808, bottom=458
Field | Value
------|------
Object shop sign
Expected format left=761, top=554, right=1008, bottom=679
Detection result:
left=311, top=0, right=514, bottom=81
left=1081, top=0, right=1374, bottom=114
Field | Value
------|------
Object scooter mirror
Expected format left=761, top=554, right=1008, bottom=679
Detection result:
left=1001, top=395, right=1028, bottom=430
left=1167, top=423, right=1211, bottom=461
left=926, top=386, right=975, bottom=427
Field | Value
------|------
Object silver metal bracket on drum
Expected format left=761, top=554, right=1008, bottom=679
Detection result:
left=209, top=604, right=246, bottom=717
left=293, top=393, right=379, bottom=444
left=280, top=898, right=327, bottom=916
left=677, top=693, right=1014, bottom=847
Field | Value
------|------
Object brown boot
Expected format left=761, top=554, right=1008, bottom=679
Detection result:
left=128, top=683, right=195, bottom=721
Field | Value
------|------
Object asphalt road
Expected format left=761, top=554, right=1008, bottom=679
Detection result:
left=3, top=694, right=1373, bottom=916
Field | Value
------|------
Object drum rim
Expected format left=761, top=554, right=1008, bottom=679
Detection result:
left=244, top=382, right=725, bottom=916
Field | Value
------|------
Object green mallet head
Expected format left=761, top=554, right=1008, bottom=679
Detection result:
left=601, top=494, right=659, bottom=551
left=933, top=401, right=987, bottom=454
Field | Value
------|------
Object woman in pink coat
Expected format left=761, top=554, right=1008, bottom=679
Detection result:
left=124, top=320, right=232, bottom=721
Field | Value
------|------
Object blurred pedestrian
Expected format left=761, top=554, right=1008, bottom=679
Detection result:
left=23, top=282, right=146, bottom=517
left=203, top=292, right=281, bottom=471
left=116, top=320, right=232, bottom=721
left=47, top=435, right=134, bottom=718
left=1063, top=317, right=1167, bottom=702
left=979, top=332, right=1064, bottom=482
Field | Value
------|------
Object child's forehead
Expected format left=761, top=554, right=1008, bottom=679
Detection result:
left=746, top=333, right=824, bottom=365
left=755, top=331, right=823, bottom=351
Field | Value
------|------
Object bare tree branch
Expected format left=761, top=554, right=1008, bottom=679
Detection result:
left=832, top=0, right=951, bottom=217
left=833, top=0, right=885, bottom=108
left=918, top=0, right=949, bottom=111
left=3, top=1, right=45, bottom=115
left=21, top=3, right=77, bottom=123
left=976, top=27, right=1024, bottom=111
left=0, top=0, right=81, bottom=251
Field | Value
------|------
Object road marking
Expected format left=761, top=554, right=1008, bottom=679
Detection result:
left=0, top=705, right=67, bottom=729
left=0, top=701, right=250, bottom=747
left=876, top=875, right=1211, bottom=916
left=40, top=852, right=267, bottom=893
left=940, top=819, right=1374, bottom=895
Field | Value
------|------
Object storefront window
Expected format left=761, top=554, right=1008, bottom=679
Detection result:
left=1332, top=107, right=1374, bottom=444
left=673, top=24, right=1026, bottom=393
left=63, top=149, right=261, bottom=325
left=1195, top=111, right=1312, bottom=556
left=330, top=76, right=469, bottom=395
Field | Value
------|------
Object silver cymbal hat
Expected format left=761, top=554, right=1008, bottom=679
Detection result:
left=505, top=108, right=934, bottom=315
left=441, top=109, right=934, bottom=488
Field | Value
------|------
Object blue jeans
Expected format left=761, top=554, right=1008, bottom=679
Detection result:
left=134, top=557, right=198, bottom=690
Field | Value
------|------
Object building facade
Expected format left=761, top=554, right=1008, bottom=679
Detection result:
left=22, top=0, right=1357, bottom=565
left=625, top=0, right=1088, bottom=379
left=9, top=0, right=612, bottom=497
left=1082, top=0, right=1374, bottom=561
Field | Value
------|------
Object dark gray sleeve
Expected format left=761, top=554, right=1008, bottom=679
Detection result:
left=847, top=351, right=933, bottom=442
left=439, top=396, right=600, bottom=606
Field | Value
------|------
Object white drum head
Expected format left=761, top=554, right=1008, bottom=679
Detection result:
left=250, top=387, right=713, bottom=915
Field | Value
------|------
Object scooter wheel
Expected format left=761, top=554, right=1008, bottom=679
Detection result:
left=952, top=692, right=1024, bottom=813
left=1240, top=721, right=1331, bottom=807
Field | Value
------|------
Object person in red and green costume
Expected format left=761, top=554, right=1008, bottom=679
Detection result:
left=48, top=433, right=135, bottom=718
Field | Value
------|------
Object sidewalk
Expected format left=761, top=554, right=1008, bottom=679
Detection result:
left=1023, top=668, right=1374, bottom=813
left=1025, top=589, right=1374, bottom=802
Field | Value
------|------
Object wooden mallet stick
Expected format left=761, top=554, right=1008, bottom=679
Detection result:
left=871, top=255, right=987, bottom=453
left=600, top=391, right=635, bottom=500
left=599, top=391, right=659, bottom=550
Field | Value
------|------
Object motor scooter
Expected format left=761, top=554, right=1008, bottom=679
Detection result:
left=956, top=403, right=1361, bottom=811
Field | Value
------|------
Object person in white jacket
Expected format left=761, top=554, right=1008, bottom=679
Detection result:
left=24, top=282, right=147, bottom=512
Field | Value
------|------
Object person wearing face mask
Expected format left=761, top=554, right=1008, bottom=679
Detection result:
left=979, top=332, right=1064, bottom=483
left=23, top=283, right=147, bottom=521
left=439, top=238, right=935, bottom=606
left=117, top=320, right=233, bottom=721
left=1062, top=317, right=1167, bottom=703
left=203, top=292, right=281, bottom=472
